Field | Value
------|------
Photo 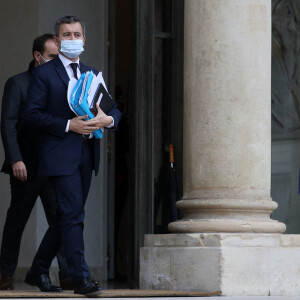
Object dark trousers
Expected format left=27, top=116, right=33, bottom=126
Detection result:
left=0, top=175, right=70, bottom=278
left=30, top=140, right=94, bottom=282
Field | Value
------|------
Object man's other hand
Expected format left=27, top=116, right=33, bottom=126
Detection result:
left=86, top=103, right=112, bottom=129
left=69, top=115, right=99, bottom=135
left=12, top=161, right=27, bottom=182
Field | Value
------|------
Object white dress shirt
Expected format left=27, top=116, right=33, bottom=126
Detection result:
left=58, top=54, right=114, bottom=132
left=59, top=53, right=81, bottom=81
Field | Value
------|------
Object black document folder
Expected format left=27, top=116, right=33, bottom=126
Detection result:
left=91, top=84, right=115, bottom=116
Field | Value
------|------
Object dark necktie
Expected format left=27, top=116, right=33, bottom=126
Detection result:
left=70, top=63, right=78, bottom=80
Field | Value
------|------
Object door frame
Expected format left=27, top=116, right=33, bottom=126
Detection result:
left=129, top=0, right=184, bottom=287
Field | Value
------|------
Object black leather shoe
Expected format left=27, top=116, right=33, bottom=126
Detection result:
left=60, top=276, right=100, bottom=290
left=0, top=277, right=13, bottom=290
left=91, top=279, right=100, bottom=287
left=74, top=278, right=102, bottom=297
left=25, top=272, right=62, bottom=292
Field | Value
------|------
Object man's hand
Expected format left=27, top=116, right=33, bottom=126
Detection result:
left=12, top=161, right=27, bottom=182
left=69, top=115, right=99, bottom=135
left=86, top=103, right=112, bottom=129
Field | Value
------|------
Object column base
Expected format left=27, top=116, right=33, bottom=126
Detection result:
left=169, top=198, right=286, bottom=233
left=168, top=218, right=286, bottom=233
left=140, top=233, right=300, bottom=296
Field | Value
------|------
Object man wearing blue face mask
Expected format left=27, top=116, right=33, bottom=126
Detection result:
left=0, top=34, right=71, bottom=291
left=24, top=16, right=121, bottom=297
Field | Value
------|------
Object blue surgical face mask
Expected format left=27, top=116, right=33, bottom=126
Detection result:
left=58, top=38, right=84, bottom=58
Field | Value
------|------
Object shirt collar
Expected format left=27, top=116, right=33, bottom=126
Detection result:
left=58, top=53, right=80, bottom=68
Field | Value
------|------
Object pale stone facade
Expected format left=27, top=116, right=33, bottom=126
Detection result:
left=140, top=0, right=300, bottom=296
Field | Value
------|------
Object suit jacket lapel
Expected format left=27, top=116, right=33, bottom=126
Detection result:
left=54, top=56, right=69, bottom=87
left=54, top=57, right=92, bottom=87
left=79, top=62, right=90, bottom=74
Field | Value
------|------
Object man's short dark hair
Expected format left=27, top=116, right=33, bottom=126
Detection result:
left=32, top=33, right=54, bottom=57
left=54, top=15, right=86, bottom=37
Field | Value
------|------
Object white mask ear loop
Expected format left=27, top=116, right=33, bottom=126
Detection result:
left=38, top=52, right=47, bottom=63
left=38, top=52, right=51, bottom=63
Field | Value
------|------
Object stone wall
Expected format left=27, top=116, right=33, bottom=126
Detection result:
left=0, top=0, right=109, bottom=282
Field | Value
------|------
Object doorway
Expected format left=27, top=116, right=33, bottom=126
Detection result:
left=110, top=0, right=184, bottom=287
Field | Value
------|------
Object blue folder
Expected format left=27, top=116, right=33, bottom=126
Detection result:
left=71, top=72, right=103, bottom=139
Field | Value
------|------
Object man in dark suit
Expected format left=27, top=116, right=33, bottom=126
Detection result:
left=24, top=16, right=121, bottom=296
left=0, top=34, right=70, bottom=291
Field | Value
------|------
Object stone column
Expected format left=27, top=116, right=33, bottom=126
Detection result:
left=140, top=1, right=300, bottom=296
left=168, top=0, right=285, bottom=234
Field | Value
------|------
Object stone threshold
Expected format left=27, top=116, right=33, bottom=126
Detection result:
left=0, top=289, right=221, bottom=298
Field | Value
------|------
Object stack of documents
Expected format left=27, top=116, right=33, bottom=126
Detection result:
left=67, top=71, right=115, bottom=139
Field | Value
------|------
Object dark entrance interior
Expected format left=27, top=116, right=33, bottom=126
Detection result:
left=110, top=0, right=183, bottom=287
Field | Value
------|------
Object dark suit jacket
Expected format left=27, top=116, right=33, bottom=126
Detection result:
left=1, top=60, right=39, bottom=176
left=25, top=56, right=121, bottom=177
